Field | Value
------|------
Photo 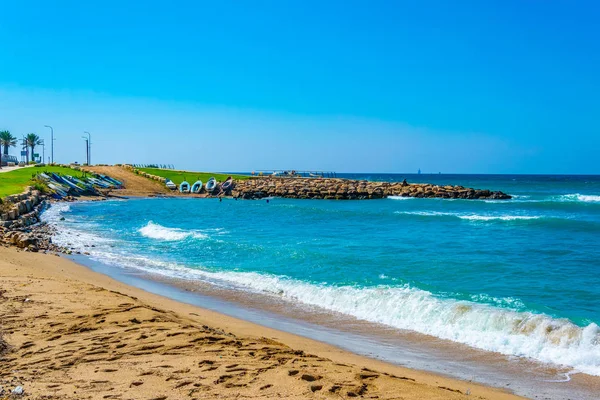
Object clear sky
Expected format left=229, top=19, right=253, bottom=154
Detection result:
left=1, top=0, right=599, bottom=173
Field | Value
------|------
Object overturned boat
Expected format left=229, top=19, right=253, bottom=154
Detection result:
left=165, top=179, right=177, bottom=190
left=205, top=177, right=217, bottom=192
left=179, top=181, right=190, bottom=193
left=191, top=180, right=203, bottom=193
left=221, top=178, right=234, bottom=192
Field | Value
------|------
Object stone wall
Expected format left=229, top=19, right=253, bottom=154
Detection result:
left=0, top=188, right=45, bottom=227
left=230, top=177, right=511, bottom=200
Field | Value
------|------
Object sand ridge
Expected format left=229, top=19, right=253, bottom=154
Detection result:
left=0, top=247, right=522, bottom=399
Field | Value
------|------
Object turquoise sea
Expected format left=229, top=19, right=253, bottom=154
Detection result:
left=43, top=174, right=600, bottom=381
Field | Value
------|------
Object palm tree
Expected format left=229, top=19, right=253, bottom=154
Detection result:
left=0, top=130, right=17, bottom=155
left=0, top=130, right=17, bottom=168
left=25, top=133, right=42, bottom=163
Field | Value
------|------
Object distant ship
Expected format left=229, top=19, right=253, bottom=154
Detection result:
left=418, top=168, right=421, bottom=175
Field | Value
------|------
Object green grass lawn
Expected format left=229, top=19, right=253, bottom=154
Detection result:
left=137, top=168, right=250, bottom=186
left=0, top=166, right=88, bottom=198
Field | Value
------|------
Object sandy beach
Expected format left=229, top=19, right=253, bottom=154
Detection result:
left=0, top=246, right=523, bottom=399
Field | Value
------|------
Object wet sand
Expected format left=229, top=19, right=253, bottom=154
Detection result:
left=0, top=246, right=522, bottom=399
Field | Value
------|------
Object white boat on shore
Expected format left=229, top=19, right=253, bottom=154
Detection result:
left=165, top=179, right=177, bottom=190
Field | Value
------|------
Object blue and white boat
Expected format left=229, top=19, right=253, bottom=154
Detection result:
left=205, top=177, right=217, bottom=192
left=179, top=181, right=190, bottom=193
left=191, top=180, right=203, bottom=193
left=221, top=178, right=233, bottom=191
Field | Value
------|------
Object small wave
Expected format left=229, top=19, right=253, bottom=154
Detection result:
left=387, top=196, right=417, bottom=200
left=557, top=194, right=600, bottom=203
left=139, top=221, right=208, bottom=241
left=394, top=211, right=451, bottom=217
left=394, top=211, right=540, bottom=222
left=459, top=215, right=540, bottom=221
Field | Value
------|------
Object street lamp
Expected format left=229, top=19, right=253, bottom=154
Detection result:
left=81, top=137, right=89, bottom=165
left=40, top=140, right=45, bottom=164
left=84, top=131, right=91, bottom=165
left=22, top=135, right=27, bottom=163
left=44, top=125, right=54, bottom=163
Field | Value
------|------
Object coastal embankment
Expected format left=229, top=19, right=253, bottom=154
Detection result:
left=0, top=246, right=522, bottom=400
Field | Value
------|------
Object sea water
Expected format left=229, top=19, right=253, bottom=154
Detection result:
left=42, top=174, right=600, bottom=379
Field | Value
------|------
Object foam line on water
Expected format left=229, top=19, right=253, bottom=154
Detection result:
left=394, top=211, right=541, bottom=221
left=459, top=215, right=540, bottom=221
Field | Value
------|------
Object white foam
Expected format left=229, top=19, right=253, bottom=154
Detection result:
left=394, top=211, right=540, bottom=222
left=138, top=221, right=208, bottom=241
left=388, top=196, right=417, bottom=200
left=394, top=211, right=452, bottom=217
left=42, top=202, right=71, bottom=221
left=201, top=272, right=600, bottom=376
left=458, top=215, right=540, bottom=221
left=555, top=194, right=600, bottom=203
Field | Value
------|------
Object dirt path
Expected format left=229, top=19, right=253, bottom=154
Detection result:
left=0, top=165, right=33, bottom=174
left=86, top=166, right=170, bottom=196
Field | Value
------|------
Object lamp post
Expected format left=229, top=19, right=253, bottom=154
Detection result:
left=44, top=125, right=54, bottom=163
left=82, top=137, right=89, bottom=165
left=22, top=135, right=28, bottom=163
left=40, top=140, right=45, bottom=164
left=84, top=131, right=91, bottom=165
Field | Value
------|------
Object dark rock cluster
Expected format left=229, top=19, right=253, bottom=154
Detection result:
left=0, top=223, right=68, bottom=253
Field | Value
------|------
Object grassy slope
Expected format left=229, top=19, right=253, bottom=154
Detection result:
left=0, top=166, right=88, bottom=198
left=137, top=168, right=250, bottom=186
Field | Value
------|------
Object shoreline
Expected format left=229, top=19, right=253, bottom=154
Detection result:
left=69, top=241, right=600, bottom=400
left=1, top=171, right=598, bottom=398
left=0, top=245, right=522, bottom=399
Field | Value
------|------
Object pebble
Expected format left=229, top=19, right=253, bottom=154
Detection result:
left=12, top=386, right=24, bottom=395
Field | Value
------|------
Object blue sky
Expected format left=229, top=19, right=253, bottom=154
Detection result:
left=1, top=0, right=599, bottom=173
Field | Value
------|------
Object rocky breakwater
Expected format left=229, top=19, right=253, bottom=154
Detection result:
left=0, top=188, right=46, bottom=228
left=0, top=187, right=59, bottom=252
left=231, top=178, right=511, bottom=200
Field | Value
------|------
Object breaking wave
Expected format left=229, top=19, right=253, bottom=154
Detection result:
left=139, top=221, right=208, bottom=241
left=56, top=246, right=600, bottom=377
left=555, top=194, right=600, bottom=203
